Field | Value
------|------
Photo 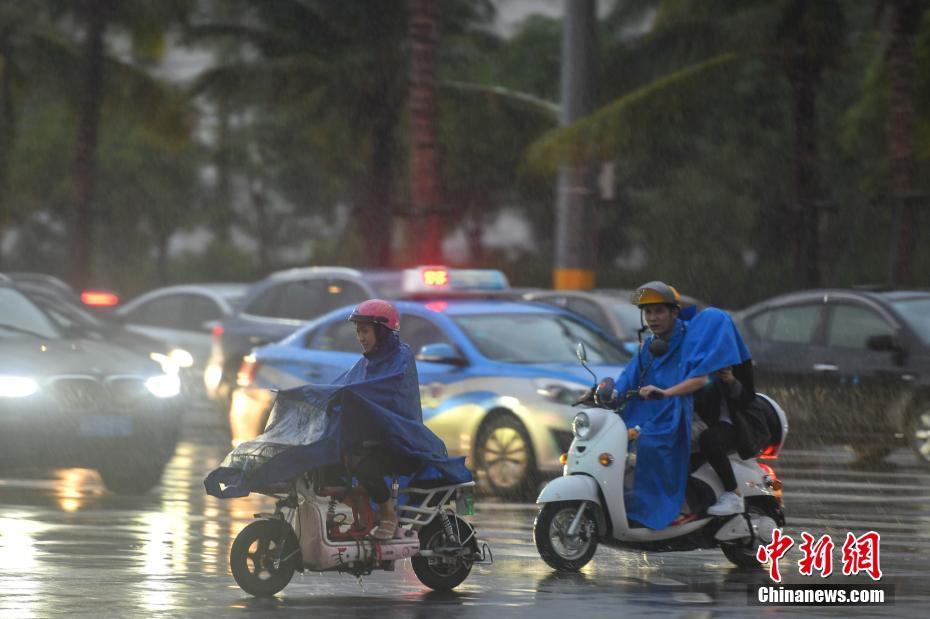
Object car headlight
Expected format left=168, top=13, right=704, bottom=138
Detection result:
left=144, top=374, right=181, bottom=398
left=534, top=378, right=589, bottom=405
left=0, top=376, right=39, bottom=398
left=204, top=363, right=223, bottom=390
left=168, top=348, right=194, bottom=369
left=572, top=412, right=591, bottom=439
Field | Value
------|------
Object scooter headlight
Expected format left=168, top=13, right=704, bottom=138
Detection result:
left=572, top=412, right=591, bottom=439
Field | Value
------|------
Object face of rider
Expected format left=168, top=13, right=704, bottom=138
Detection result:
left=355, top=322, right=378, bottom=354
left=643, top=304, right=679, bottom=339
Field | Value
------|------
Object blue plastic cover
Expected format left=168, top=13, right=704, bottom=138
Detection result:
left=614, top=308, right=751, bottom=529
left=204, top=332, right=472, bottom=498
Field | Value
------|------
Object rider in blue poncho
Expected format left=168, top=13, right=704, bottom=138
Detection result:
left=204, top=299, right=472, bottom=540
left=612, top=282, right=751, bottom=530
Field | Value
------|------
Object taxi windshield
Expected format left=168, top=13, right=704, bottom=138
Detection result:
left=452, top=313, right=629, bottom=364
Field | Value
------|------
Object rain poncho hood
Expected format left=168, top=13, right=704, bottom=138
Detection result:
left=615, top=308, right=750, bottom=529
left=204, top=332, right=472, bottom=498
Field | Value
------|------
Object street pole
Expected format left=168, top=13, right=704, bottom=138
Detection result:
left=554, top=0, right=597, bottom=290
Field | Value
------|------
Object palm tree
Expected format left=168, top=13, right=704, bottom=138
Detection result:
left=57, top=0, right=192, bottom=288
left=408, top=0, right=443, bottom=265
left=776, top=0, right=846, bottom=287
left=881, top=0, right=928, bottom=285
left=191, top=1, right=493, bottom=268
left=0, top=1, right=70, bottom=268
left=525, top=1, right=849, bottom=289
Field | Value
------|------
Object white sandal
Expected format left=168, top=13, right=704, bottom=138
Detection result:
left=371, top=519, right=397, bottom=541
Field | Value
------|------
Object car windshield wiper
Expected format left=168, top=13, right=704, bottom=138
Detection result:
left=0, top=323, right=48, bottom=338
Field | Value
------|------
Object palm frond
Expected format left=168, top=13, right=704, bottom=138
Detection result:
left=523, top=51, right=746, bottom=175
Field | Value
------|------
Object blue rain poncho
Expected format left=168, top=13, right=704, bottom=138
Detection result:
left=204, top=332, right=472, bottom=498
left=614, top=308, right=751, bottom=529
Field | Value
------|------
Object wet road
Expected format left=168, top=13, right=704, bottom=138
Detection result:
left=2, top=417, right=930, bottom=618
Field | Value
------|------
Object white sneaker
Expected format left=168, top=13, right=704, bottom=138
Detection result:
left=707, top=491, right=744, bottom=516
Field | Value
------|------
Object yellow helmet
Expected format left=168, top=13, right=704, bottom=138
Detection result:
left=631, top=281, right=682, bottom=308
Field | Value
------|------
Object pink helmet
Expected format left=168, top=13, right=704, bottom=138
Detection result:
left=348, top=299, right=400, bottom=331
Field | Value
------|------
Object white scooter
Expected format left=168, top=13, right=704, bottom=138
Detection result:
left=534, top=343, right=789, bottom=570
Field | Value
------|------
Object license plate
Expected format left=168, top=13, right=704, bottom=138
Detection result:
left=79, top=416, right=134, bottom=438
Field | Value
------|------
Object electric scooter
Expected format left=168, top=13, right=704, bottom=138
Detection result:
left=534, top=342, right=789, bottom=570
left=229, top=471, right=492, bottom=596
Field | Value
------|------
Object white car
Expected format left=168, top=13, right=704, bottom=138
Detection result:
left=116, top=283, right=248, bottom=402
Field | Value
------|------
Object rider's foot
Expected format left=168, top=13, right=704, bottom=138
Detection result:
left=371, top=519, right=398, bottom=540
left=670, top=513, right=699, bottom=526
left=707, top=491, right=744, bottom=516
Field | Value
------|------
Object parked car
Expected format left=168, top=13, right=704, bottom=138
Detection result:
left=6, top=272, right=121, bottom=311
left=116, top=283, right=248, bottom=403
left=12, top=275, right=169, bottom=360
left=229, top=297, right=629, bottom=498
left=205, top=266, right=513, bottom=408
left=524, top=288, right=705, bottom=353
left=735, top=288, right=930, bottom=465
left=0, top=277, right=184, bottom=493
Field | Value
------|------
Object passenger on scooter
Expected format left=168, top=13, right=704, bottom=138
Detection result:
left=693, top=361, right=754, bottom=516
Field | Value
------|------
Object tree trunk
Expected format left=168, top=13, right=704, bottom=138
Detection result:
left=213, top=97, right=233, bottom=243
left=0, top=64, right=16, bottom=269
left=789, top=60, right=821, bottom=288
left=887, top=0, right=919, bottom=286
left=70, top=0, right=108, bottom=289
left=360, top=104, right=396, bottom=267
left=408, top=0, right=443, bottom=265
left=156, top=231, right=169, bottom=285
left=464, top=200, right=486, bottom=266
left=250, top=182, right=271, bottom=274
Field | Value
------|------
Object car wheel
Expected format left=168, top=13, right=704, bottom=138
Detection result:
left=98, top=462, right=166, bottom=494
left=475, top=414, right=537, bottom=500
left=906, top=404, right=930, bottom=466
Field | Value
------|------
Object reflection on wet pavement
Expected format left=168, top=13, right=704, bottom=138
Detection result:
left=2, top=424, right=930, bottom=616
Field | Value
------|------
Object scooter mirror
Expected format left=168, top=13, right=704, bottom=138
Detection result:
left=648, top=337, right=669, bottom=357
left=575, top=342, right=588, bottom=363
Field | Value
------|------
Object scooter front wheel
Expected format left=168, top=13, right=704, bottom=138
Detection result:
left=534, top=501, right=598, bottom=571
left=230, top=519, right=300, bottom=597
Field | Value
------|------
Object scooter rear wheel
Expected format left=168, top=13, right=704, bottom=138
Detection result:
left=720, top=501, right=779, bottom=569
left=534, top=501, right=598, bottom=571
left=230, top=519, right=300, bottom=597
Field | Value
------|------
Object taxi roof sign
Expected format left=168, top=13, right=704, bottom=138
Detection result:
left=402, top=266, right=509, bottom=294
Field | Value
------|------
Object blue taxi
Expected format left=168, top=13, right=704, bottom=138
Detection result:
left=229, top=278, right=630, bottom=498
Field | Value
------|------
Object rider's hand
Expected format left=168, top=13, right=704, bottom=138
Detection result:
left=638, top=385, right=665, bottom=400
left=573, top=386, right=596, bottom=406
left=715, top=367, right=735, bottom=383
left=627, top=427, right=640, bottom=441
left=595, top=377, right=617, bottom=406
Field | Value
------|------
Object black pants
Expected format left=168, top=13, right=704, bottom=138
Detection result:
left=347, top=447, right=418, bottom=504
left=698, top=422, right=738, bottom=492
